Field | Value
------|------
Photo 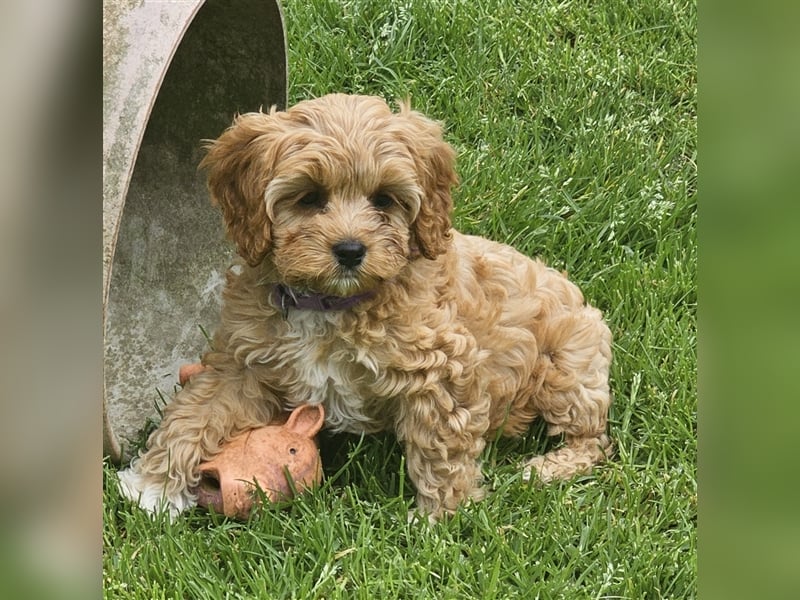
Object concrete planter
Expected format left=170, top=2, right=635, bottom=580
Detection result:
left=103, top=0, right=287, bottom=463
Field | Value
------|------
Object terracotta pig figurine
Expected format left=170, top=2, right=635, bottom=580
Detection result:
left=189, top=403, right=325, bottom=519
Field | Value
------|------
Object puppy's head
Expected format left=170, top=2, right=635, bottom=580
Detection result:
left=200, top=94, right=457, bottom=296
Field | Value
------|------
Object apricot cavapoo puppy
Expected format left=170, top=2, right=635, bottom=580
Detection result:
left=118, top=93, right=613, bottom=519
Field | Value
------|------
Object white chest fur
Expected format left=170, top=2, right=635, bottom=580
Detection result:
left=278, top=311, right=385, bottom=434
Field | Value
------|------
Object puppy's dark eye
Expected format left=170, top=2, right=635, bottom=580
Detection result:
left=372, top=193, right=394, bottom=210
left=297, top=191, right=326, bottom=209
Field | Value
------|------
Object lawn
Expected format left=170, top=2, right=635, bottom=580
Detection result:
left=103, top=0, right=697, bottom=598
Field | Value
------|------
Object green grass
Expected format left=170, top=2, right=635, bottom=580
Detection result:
left=103, top=0, right=696, bottom=597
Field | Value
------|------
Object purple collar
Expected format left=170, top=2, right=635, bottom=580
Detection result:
left=272, top=284, right=376, bottom=318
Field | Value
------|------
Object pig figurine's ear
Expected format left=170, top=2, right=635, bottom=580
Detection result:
left=284, top=404, right=325, bottom=438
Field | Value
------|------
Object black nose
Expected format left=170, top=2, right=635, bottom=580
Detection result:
left=332, top=241, right=366, bottom=268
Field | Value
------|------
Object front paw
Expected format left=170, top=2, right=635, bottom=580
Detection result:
left=407, top=507, right=440, bottom=525
left=117, top=467, right=197, bottom=518
left=409, top=484, right=487, bottom=524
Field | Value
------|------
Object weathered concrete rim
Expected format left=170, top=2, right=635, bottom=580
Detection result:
left=103, top=0, right=205, bottom=311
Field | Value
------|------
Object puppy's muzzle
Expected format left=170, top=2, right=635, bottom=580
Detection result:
left=332, top=240, right=366, bottom=269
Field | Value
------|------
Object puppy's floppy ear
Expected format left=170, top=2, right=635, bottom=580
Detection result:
left=397, top=102, right=458, bottom=260
left=199, top=111, right=281, bottom=266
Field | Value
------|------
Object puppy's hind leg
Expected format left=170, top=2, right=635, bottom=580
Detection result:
left=118, top=367, right=276, bottom=516
left=522, top=306, right=614, bottom=483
